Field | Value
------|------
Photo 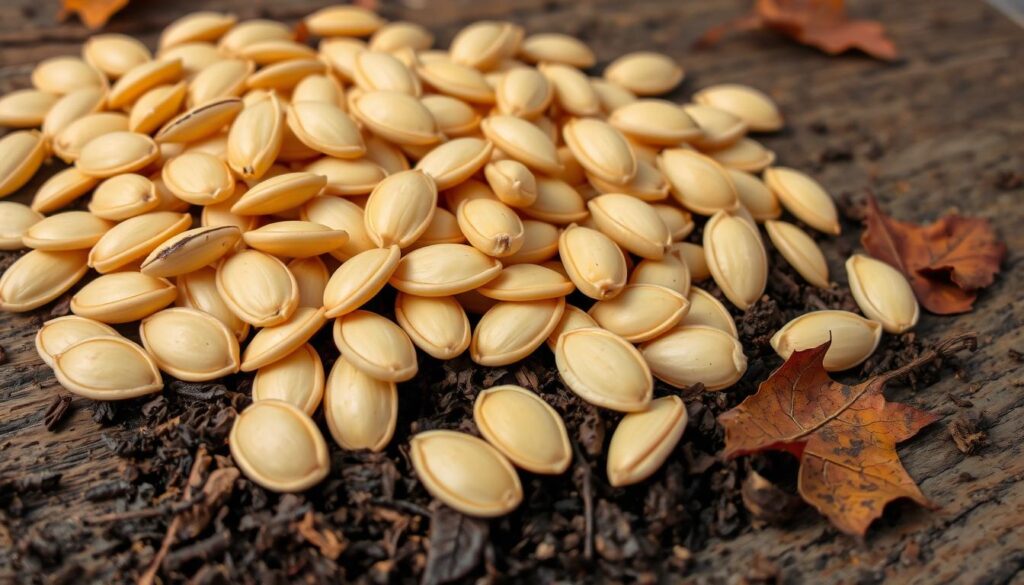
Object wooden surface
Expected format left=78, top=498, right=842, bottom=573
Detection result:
left=2, top=0, right=1024, bottom=583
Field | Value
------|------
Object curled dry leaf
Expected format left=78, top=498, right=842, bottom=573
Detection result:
left=697, top=0, right=899, bottom=62
left=719, top=333, right=977, bottom=536
left=861, top=194, right=1006, bottom=314
left=59, top=0, right=130, bottom=30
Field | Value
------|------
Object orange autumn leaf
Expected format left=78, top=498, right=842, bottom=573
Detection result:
left=59, top=0, right=129, bottom=30
left=719, top=334, right=976, bottom=536
left=696, top=0, right=898, bottom=62
left=861, top=195, right=1006, bottom=314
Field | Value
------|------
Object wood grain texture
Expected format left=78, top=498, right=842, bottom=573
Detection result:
left=1, top=0, right=1023, bottom=583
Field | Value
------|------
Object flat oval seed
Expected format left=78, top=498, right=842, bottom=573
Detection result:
left=640, top=325, right=748, bottom=390
left=241, top=307, right=326, bottom=371
left=0, top=131, right=47, bottom=197
left=484, top=159, right=537, bottom=208
left=160, top=11, right=236, bottom=49
left=129, top=82, right=187, bottom=134
left=22, top=211, right=113, bottom=251
left=0, top=90, right=58, bottom=127
left=70, top=272, right=176, bottom=323
left=470, top=298, right=566, bottom=366
left=0, top=250, right=88, bottom=312
left=657, top=148, right=739, bottom=215
left=187, top=59, right=253, bottom=106
left=141, top=226, right=241, bottom=277
left=681, top=287, right=738, bottom=337
left=43, top=87, right=106, bottom=139
left=394, top=293, right=471, bottom=359
left=609, top=99, right=701, bottom=145
left=231, top=172, right=326, bottom=215
left=75, top=131, right=159, bottom=178
left=350, top=90, right=440, bottom=146
left=587, top=194, right=670, bottom=259
left=771, top=310, right=883, bottom=371
left=305, top=4, right=383, bottom=36
left=474, top=385, right=571, bottom=474
left=303, top=157, right=386, bottom=196
left=227, top=92, right=283, bottom=180
left=421, top=95, right=480, bottom=137
left=332, top=310, right=418, bottom=382
left=497, top=221, right=559, bottom=266
left=158, top=42, right=223, bottom=78
left=288, top=256, right=329, bottom=308
left=558, top=225, right=628, bottom=300
left=218, top=19, right=292, bottom=54
left=416, top=59, right=495, bottom=104
left=322, top=357, right=397, bottom=452
left=605, top=51, right=683, bottom=96
left=242, top=221, right=349, bottom=258
left=175, top=266, right=249, bottom=340
left=846, top=254, right=920, bottom=334
left=155, top=97, right=244, bottom=144
left=562, top=118, right=637, bottom=185
left=0, top=202, right=43, bottom=250
left=519, top=33, right=595, bottom=67
left=683, top=104, right=747, bottom=149
left=727, top=169, right=780, bottom=221
left=301, top=196, right=375, bottom=260
left=319, top=38, right=367, bottom=81
left=53, top=113, right=129, bottom=163
left=672, top=242, right=710, bottom=281
left=765, top=220, right=830, bottom=289
left=292, top=74, right=347, bottom=108
left=370, top=21, right=434, bottom=52
left=285, top=101, right=364, bottom=159
left=693, top=84, right=783, bottom=132
left=763, top=167, right=841, bottom=235
left=31, top=168, right=99, bottom=214
left=456, top=198, right=525, bottom=258
left=519, top=178, right=588, bottom=225
left=652, top=204, right=694, bottom=241
left=704, top=210, right=768, bottom=310
left=252, top=344, right=324, bottom=415
left=353, top=50, right=421, bottom=95
left=449, top=21, right=521, bottom=70
left=589, top=284, right=690, bottom=343
left=477, top=264, right=574, bottom=301
left=629, top=254, right=691, bottom=296
left=586, top=159, right=669, bottom=203
left=545, top=304, right=596, bottom=350
left=140, top=307, right=240, bottom=381
left=407, top=207, right=464, bottom=248
left=708, top=138, right=775, bottom=173
left=390, top=243, right=502, bottom=296
left=480, top=115, right=562, bottom=175
left=245, top=58, right=324, bottom=91
left=216, top=249, right=299, bottom=327
left=538, top=63, right=600, bottom=116
left=362, top=170, right=438, bottom=248
left=88, top=174, right=158, bottom=221
left=32, top=56, right=105, bottom=95
left=35, top=316, right=119, bottom=367
left=556, top=327, right=652, bottom=412
left=496, top=67, right=552, bottom=119
left=410, top=430, right=523, bottom=517
left=238, top=40, right=317, bottom=64
left=607, top=396, right=687, bottom=487
left=53, top=336, right=162, bottom=400
left=323, top=246, right=401, bottom=318
left=230, top=400, right=329, bottom=493
left=591, top=77, right=637, bottom=113
left=107, top=59, right=183, bottom=110
left=162, top=152, right=237, bottom=205
left=415, top=138, right=493, bottom=190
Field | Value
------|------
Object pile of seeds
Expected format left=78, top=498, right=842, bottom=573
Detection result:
left=0, top=5, right=920, bottom=517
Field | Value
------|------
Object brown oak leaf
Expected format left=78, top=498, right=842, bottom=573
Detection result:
left=719, top=334, right=976, bottom=536
left=861, top=195, right=1006, bottom=314
left=696, top=0, right=898, bottom=62
left=59, top=0, right=129, bottom=30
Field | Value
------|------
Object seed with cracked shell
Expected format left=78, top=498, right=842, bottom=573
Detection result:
left=558, top=225, right=627, bottom=301
left=607, top=396, right=687, bottom=487
left=390, top=243, right=503, bottom=296
left=216, top=249, right=299, bottom=327
left=470, top=297, right=566, bottom=366
left=22, top=211, right=113, bottom=251
left=230, top=400, right=330, bottom=493
left=846, top=254, right=920, bottom=334
left=332, top=310, right=418, bottom=382
left=241, top=307, right=327, bottom=371
left=323, top=356, right=398, bottom=452
left=589, top=284, right=690, bottom=343
left=394, top=293, right=472, bottom=360
left=474, top=385, right=571, bottom=475
left=770, top=310, right=883, bottom=371
left=141, top=225, right=241, bottom=278
left=765, top=220, right=830, bottom=289
left=252, top=343, right=324, bottom=415
left=703, top=210, right=768, bottom=310
left=53, top=336, right=163, bottom=400
left=70, top=272, right=177, bottom=324
left=140, top=307, right=240, bottom=381
left=640, top=325, right=748, bottom=390
left=556, top=327, right=653, bottom=412
left=187, top=59, right=253, bottom=106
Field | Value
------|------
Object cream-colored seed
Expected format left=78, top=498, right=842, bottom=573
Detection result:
left=201, top=192, right=259, bottom=236
left=763, top=167, right=841, bottom=235
left=88, top=174, right=158, bottom=221
left=252, top=344, right=324, bottom=415
left=609, top=100, right=701, bottom=145
left=305, top=5, right=384, bottom=36
left=640, top=325, right=748, bottom=390
left=216, top=249, right=299, bottom=327
left=142, top=225, right=241, bottom=278
left=500, top=220, right=559, bottom=265
left=175, top=266, right=250, bottom=341
left=242, top=307, right=326, bottom=371
left=846, top=254, right=920, bottom=334
left=589, top=284, right=690, bottom=343
left=243, top=221, right=350, bottom=258
left=35, top=316, right=119, bottom=367
left=70, top=272, right=177, bottom=324
left=708, top=138, right=776, bottom=173
left=31, top=56, right=105, bottom=95
left=480, top=115, right=562, bottom=175
left=477, top=264, right=574, bottom=301
left=496, top=67, right=552, bottom=119
left=129, top=82, right=187, bottom=135
left=470, top=297, right=566, bottom=366
left=672, top=242, right=710, bottom=281
left=657, top=148, right=740, bottom=215
left=350, top=90, right=441, bottom=146
left=231, top=172, right=326, bottom=215
left=545, top=304, right=596, bottom=350
left=765, top=220, right=830, bottom=289
left=562, top=118, right=638, bottom=185
left=140, top=307, right=241, bottom=381
left=187, top=59, right=253, bottom=106
left=246, top=58, right=325, bottom=91
left=605, top=51, right=683, bottom=96
left=558, top=225, right=628, bottom=301
left=587, top=194, right=671, bottom=259
left=407, top=206, right=465, bottom=249
left=682, top=287, right=738, bottom=337
left=301, top=196, right=376, bottom=260
left=160, top=11, right=236, bottom=49
left=474, top=385, right=571, bottom=474
left=456, top=197, right=525, bottom=258
left=683, top=104, right=747, bottom=150
left=155, top=97, right=244, bottom=144
left=484, top=159, right=538, bottom=208
left=591, top=77, right=637, bottom=112
left=538, top=63, right=600, bottom=116
left=288, top=256, right=329, bottom=308
left=770, top=310, right=883, bottom=371
left=23, top=211, right=113, bottom=251
left=363, top=170, right=438, bottom=248
left=230, top=400, right=330, bottom=493
left=651, top=204, right=695, bottom=241
left=727, top=169, right=781, bottom=221
left=0, top=202, right=43, bottom=250
left=53, top=112, right=130, bottom=163
left=416, top=59, right=496, bottom=104
left=227, top=92, right=284, bottom=180
left=43, top=87, right=107, bottom=139
left=292, top=74, right=347, bottom=108
left=53, top=336, right=163, bottom=400
left=420, top=95, right=480, bottom=137
left=353, top=50, right=422, bottom=96
left=322, top=357, right=398, bottom=452
left=84, top=33, right=152, bottom=78
left=332, top=310, right=418, bottom=382
left=587, top=159, right=670, bottom=203
left=107, top=59, right=184, bottom=110
left=556, top=327, right=653, bottom=412
left=304, top=157, right=387, bottom=196
left=365, top=136, right=411, bottom=174
left=703, top=210, right=768, bottom=310
left=0, top=249, right=89, bottom=312
left=415, top=138, right=494, bottom=190
left=0, top=131, right=47, bottom=198
left=394, top=293, right=471, bottom=359
left=607, top=396, right=687, bottom=487
left=693, top=83, right=783, bottom=132
left=390, top=243, right=502, bottom=296
left=449, top=21, right=522, bottom=71
left=218, top=19, right=292, bottom=54
left=323, top=246, right=401, bottom=318
left=410, top=430, right=523, bottom=517
left=319, top=38, right=367, bottom=81
left=32, top=167, right=99, bottom=214
left=370, top=21, right=434, bottom=52
left=238, top=40, right=317, bottom=64
left=519, top=33, right=595, bottom=67
left=75, top=131, right=159, bottom=178
left=629, top=254, right=692, bottom=296
left=158, top=42, right=224, bottom=78
left=519, top=177, right=588, bottom=225
left=0, top=90, right=58, bottom=128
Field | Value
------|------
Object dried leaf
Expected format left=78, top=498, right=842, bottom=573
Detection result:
left=719, top=334, right=976, bottom=536
left=59, top=0, right=129, bottom=30
left=861, top=195, right=1006, bottom=314
left=422, top=505, right=489, bottom=585
left=696, top=0, right=898, bottom=62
